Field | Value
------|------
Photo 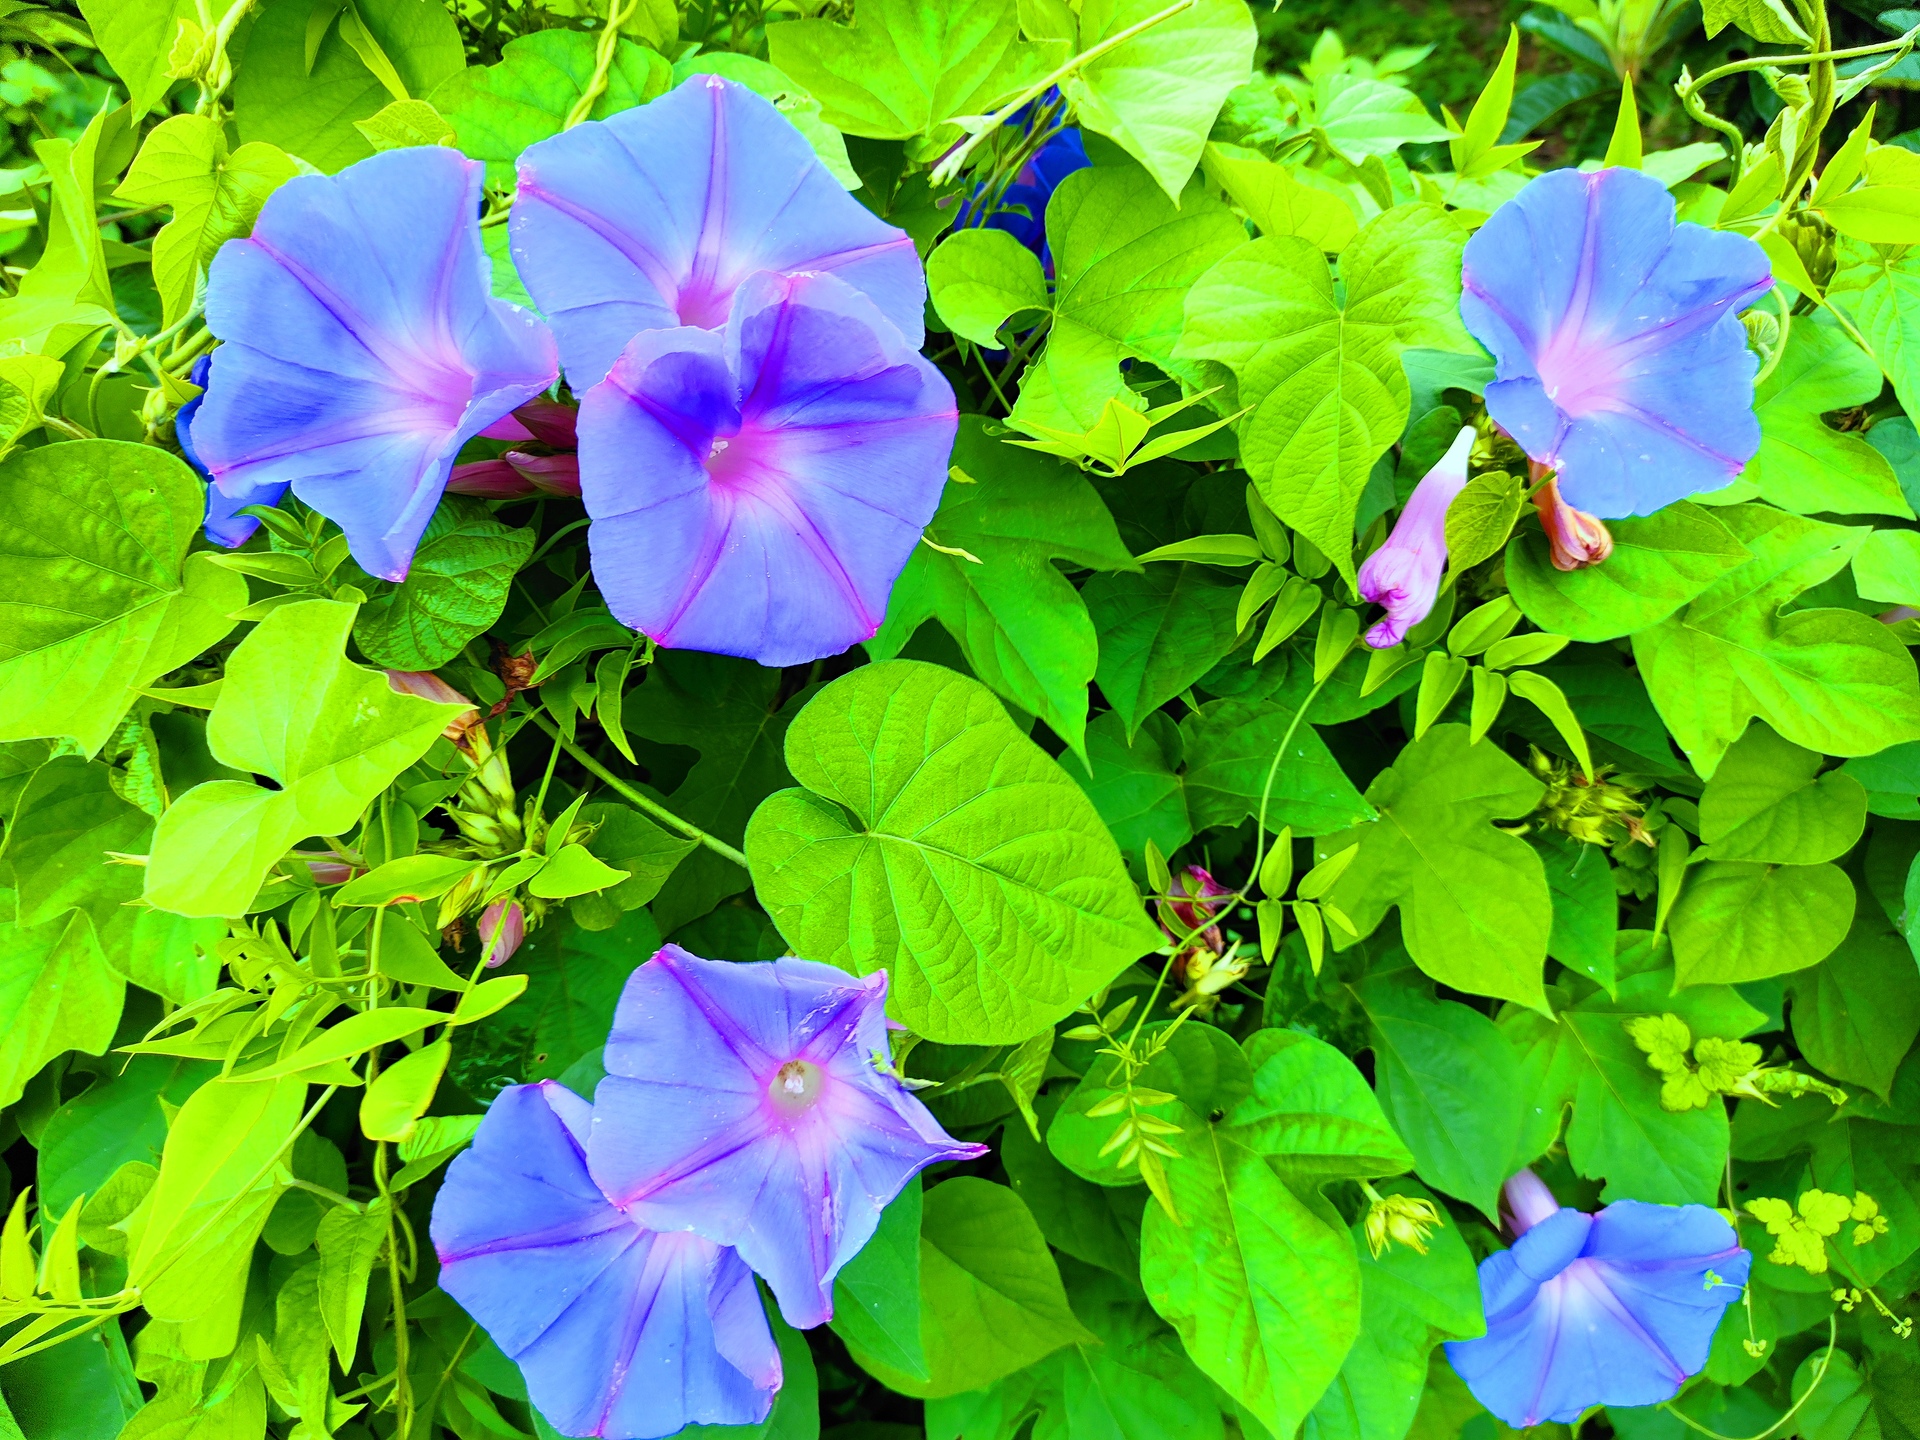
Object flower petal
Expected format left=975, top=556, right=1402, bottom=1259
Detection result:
left=577, top=270, right=956, bottom=668
left=195, top=146, right=557, bottom=580
left=1461, top=167, right=1769, bottom=518
left=431, top=1082, right=778, bottom=1440
left=1445, top=1199, right=1747, bottom=1428
left=513, top=74, right=924, bottom=388
left=588, top=948, right=986, bottom=1329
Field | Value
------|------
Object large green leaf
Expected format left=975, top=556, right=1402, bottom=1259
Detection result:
left=833, top=1181, right=928, bottom=1384
left=1141, top=1120, right=1361, bottom=1439
left=1786, top=884, right=1920, bottom=1100
left=927, top=228, right=1048, bottom=347
left=766, top=0, right=1062, bottom=141
left=1228, top=1028, right=1413, bottom=1179
left=1029, top=1261, right=1228, bottom=1440
left=145, top=600, right=465, bottom=918
left=1179, top=692, right=1375, bottom=837
left=0, top=114, right=119, bottom=357
left=0, top=754, right=225, bottom=1002
left=1745, top=320, right=1913, bottom=518
left=845, top=1177, right=1092, bottom=1398
left=354, top=498, right=535, bottom=670
left=1669, top=859, right=1855, bottom=985
left=871, top=417, right=1138, bottom=757
left=112, top=115, right=298, bottom=330
left=1304, top=1179, right=1484, bottom=1440
left=1355, top=975, right=1526, bottom=1218
left=231, top=0, right=466, bottom=173
left=4, top=755, right=151, bottom=930
left=128, top=1075, right=306, bottom=1347
left=745, top=661, right=1160, bottom=1043
left=1175, top=205, right=1469, bottom=584
left=431, top=30, right=672, bottom=187
left=620, top=653, right=803, bottom=935
left=575, top=804, right=694, bottom=919
left=1698, top=721, right=1867, bottom=865
left=0, top=441, right=244, bottom=756
left=1064, top=0, right=1256, bottom=199
left=1324, top=725, right=1551, bottom=1010
left=0, top=910, right=123, bottom=1109
left=1085, top=565, right=1244, bottom=741
left=1631, top=504, right=1920, bottom=777
left=1001, top=1092, right=1145, bottom=1278
left=1048, top=1022, right=1251, bottom=1187
left=1503, top=958, right=1765, bottom=1204
left=1533, top=830, right=1619, bottom=992
left=1067, top=710, right=1193, bottom=872
left=1309, top=75, right=1454, bottom=164
left=1828, top=239, right=1920, bottom=420
left=1014, top=165, right=1245, bottom=435
left=37, top=1055, right=214, bottom=1223
left=1505, top=502, right=1751, bottom=643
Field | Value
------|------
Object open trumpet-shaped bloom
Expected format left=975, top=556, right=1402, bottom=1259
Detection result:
left=513, top=74, right=924, bottom=388
left=192, top=146, right=557, bottom=580
left=577, top=269, right=956, bottom=668
left=1359, top=425, right=1476, bottom=648
left=1461, top=167, right=1770, bottom=518
left=432, top=1082, right=780, bottom=1440
left=1445, top=1170, right=1750, bottom=1428
left=588, top=947, right=988, bottom=1330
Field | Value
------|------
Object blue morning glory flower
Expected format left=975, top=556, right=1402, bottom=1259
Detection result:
left=1445, top=1170, right=1751, bottom=1428
left=432, top=1081, right=782, bottom=1440
left=587, top=946, right=987, bottom=1329
left=1461, top=167, right=1771, bottom=518
left=192, top=146, right=558, bottom=581
left=511, top=75, right=925, bottom=390
left=576, top=269, right=956, bottom=668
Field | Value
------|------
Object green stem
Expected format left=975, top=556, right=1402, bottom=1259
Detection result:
left=1658, top=1314, right=1835, bottom=1440
left=527, top=710, right=750, bottom=868
left=1686, top=27, right=1914, bottom=91
left=565, top=0, right=633, bottom=129
left=1249, top=669, right=1337, bottom=887
left=932, top=0, right=1197, bottom=185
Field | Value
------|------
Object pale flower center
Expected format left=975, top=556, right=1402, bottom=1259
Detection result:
left=769, top=1059, right=823, bottom=1112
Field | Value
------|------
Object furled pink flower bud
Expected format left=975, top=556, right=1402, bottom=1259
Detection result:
left=479, top=899, right=525, bottom=967
left=446, top=450, right=581, bottom=499
left=1165, top=865, right=1231, bottom=937
left=298, top=850, right=360, bottom=887
left=477, top=396, right=577, bottom=449
left=1359, top=426, right=1476, bottom=648
left=1533, top=477, right=1614, bottom=571
left=385, top=671, right=481, bottom=741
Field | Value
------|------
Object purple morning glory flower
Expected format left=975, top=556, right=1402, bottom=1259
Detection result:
left=433, top=1081, right=781, bottom=1440
left=192, top=146, right=558, bottom=581
left=1359, top=425, right=1476, bottom=648
left=587, top=946, right=988, bottom=1330
left=576, top=269, right=957, bottom=668
left=1460, top=167, right=1771, bottom=518
left=512, top=74, right=924, bottom=389
left=1444, top=1170, right=1750, bottom=1428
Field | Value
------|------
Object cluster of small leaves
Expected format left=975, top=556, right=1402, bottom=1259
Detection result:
left=0, top=0, right=1918, bottom=1439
